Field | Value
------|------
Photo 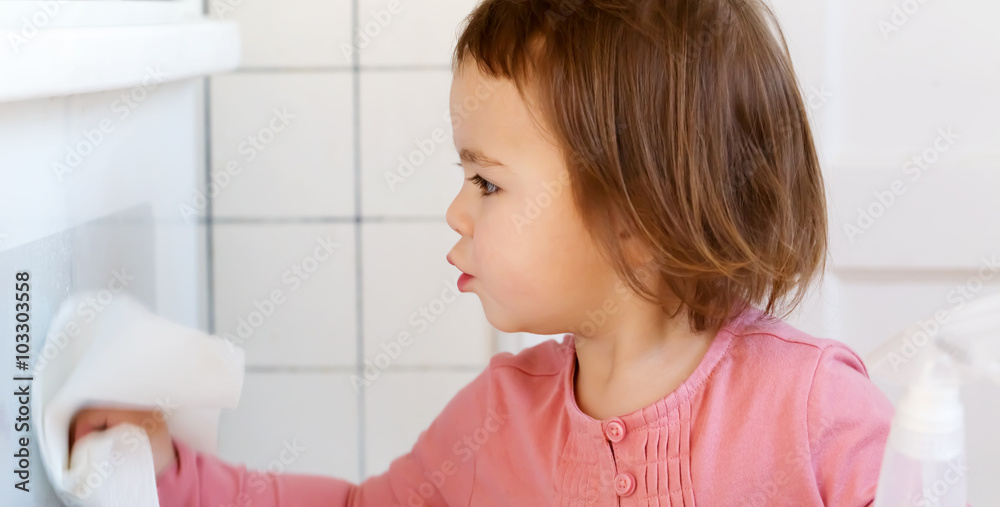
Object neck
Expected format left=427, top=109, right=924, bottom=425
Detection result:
left=571, top=299, right=722, bottom=420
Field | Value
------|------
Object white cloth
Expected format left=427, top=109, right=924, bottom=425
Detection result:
left=32, top=292, right=245, bottom=506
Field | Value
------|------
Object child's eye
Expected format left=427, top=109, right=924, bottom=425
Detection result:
left=466, top=174, right=499, bottom=196
left=453, top=162, right=500, bottom=197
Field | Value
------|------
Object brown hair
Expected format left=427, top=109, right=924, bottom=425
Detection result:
left=453, top=0, right=828, bottom=333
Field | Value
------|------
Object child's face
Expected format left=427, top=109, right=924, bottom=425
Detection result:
left=446, top=60, right=625, bottom=335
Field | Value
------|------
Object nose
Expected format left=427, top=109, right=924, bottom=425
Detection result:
left=446, top=188, right=473, bottom=238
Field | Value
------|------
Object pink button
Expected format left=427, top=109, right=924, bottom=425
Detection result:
left=614, top=472, right=636, bottom=496
left=604, top=418, right=626, bottom=443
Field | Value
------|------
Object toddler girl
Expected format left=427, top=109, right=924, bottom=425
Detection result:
left=71, top=0, right=894, bottom=504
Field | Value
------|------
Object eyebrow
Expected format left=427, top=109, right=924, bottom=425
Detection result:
left=458, top=148, right=507, bottom=169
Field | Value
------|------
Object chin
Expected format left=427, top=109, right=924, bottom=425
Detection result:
left=481, top=308, right=555, bottom=336
left=478, top=303, right=525, bottom=334
left=484, top=315, right=520, bottom=334
left=476, top=292, right=561, bottom=335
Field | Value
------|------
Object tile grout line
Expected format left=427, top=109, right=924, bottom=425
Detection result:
left=203, top=75, right=216, bottom=335
left=234, top=64, right=452, bottom=73
left=352, top=0, right=367, bottom=481
left=211, top=216, right=447, bottom=224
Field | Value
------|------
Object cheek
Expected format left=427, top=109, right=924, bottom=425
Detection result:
left=473, top=208, right=536, bottom=280
left=476, top=195, right=598, bottom=292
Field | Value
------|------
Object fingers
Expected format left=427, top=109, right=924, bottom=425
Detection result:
left=69, top=408, right=108, bottom=450
left=68, top=408, right=177, bottom=479
left=69, top=409, right=163, bottom=451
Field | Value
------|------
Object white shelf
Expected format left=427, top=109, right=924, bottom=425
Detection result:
left=0, top=20, right=240, bottom=103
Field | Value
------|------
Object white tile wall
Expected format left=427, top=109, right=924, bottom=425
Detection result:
left=208, top=0, right=492, bottom=483
left=824, top=272, right=1000, bottom=358
left=364, top=370, right=480, bottom=475
left=362, top=222, right=492, bottom=367
left=213, top=223, right=356, bottom=367
left=356, top=0, right=481, bottom=67
left=360, top=71, right=462, bottom=218
left=218, top=372, right=360, bottom=481
left=210, top=73, right=355, bottom=219
left=830, top=0, right=1000, bottom=169
left=210, top=0, right=353, bottom=67
left=826, top=168, right=1000, bottom=270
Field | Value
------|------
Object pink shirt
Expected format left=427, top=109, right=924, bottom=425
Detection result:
left=157, top=306, right=895, bottom=506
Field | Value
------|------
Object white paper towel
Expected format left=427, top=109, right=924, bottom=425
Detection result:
left=32, top=292, right=246, bottom=507
left=63, top=423, right=159, bottom=506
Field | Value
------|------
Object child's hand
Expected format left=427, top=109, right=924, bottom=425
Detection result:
left=69, top=408, right=177, bottom=479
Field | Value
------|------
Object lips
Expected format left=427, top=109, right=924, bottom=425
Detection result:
left=447, top=254, right=475, bottom=291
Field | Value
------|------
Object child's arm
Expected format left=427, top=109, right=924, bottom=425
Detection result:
left=806, top=343, right=895, bottom=506
left=156, top=437, right=360, bottom=506
left=157, top=363, right=493, bottom=507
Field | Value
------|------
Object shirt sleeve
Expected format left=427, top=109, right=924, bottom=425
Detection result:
left=806, top=343, right=895, bottom=506
left=157, top=362, right=495, bottom=507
